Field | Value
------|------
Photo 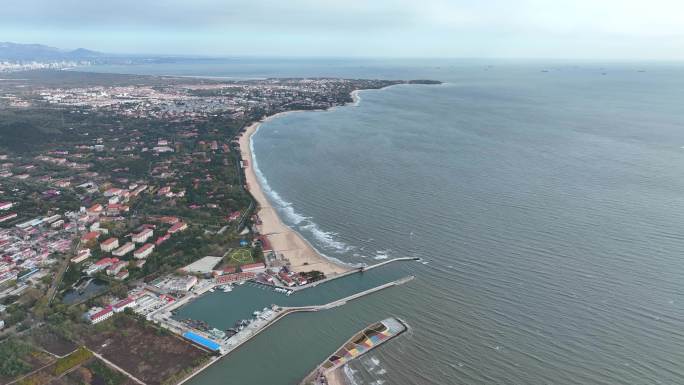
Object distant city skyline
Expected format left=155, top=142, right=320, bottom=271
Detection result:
left=2, top=0, right=684, bottom=60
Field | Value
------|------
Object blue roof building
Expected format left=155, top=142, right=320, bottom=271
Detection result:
left=183, top=331, right=221, bottom=352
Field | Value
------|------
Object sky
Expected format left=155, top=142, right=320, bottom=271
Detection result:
left=1, top=0, right=684, bottom=60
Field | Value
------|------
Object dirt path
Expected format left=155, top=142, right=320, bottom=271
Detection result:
left=91, top=352, right=147, bottom=385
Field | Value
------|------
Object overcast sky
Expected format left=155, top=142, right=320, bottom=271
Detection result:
left=2, top=0, right=683, bottom=60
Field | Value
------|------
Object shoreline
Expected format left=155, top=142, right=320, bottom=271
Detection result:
left=235, top=86, right=380, bottom=275
left=239, top=113, right=351, bottom=276
left=325, top=367, right=349, bottom=385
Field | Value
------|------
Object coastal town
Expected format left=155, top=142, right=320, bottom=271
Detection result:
left=0, top=70, right=423, bottom=385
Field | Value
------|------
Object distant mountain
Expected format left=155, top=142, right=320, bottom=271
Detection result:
left=0, top=42, right=104, bottom=61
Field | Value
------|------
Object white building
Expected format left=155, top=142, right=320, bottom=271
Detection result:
left=86, top=306, right=114, bottom=324
left=71, top=249, right=91, bottom=264
left=112, top=242, right=135, bottom=257
left=157, top=275, right=198, bottom=292
left=112, top=297, right=136, bottom=313
left=132, top=228, right=153, bottom=243
left=106, top=261, right=128, bottom=276
left=133, top=243, right=154, bottom=259
left=100, top=237, right=119, bottom=252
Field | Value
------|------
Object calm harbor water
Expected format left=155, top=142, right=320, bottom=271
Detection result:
left=173, top=263, right=410, bottom=331
left=95, top=59, right=684, bottom=384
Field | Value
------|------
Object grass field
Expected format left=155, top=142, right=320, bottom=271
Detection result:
left=228, top=248, right=254, bottom=265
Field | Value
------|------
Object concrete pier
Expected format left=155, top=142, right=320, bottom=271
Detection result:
left=292, top=257, right=419, bottom=292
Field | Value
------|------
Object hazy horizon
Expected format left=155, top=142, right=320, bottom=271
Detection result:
left=2, top=0, right=684, bottom=61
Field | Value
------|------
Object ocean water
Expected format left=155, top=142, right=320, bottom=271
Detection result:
left=96, top=59, right=684, bottom=384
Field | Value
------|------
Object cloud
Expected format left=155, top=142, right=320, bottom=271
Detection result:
left=1, top=0, right=683, bottom=58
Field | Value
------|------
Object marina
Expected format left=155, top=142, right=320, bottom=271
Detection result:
left=134, top=259, right=418, bottom=383
left=175, top=275, right=415, bottom=384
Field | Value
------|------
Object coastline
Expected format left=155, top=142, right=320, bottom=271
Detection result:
left=239, top=113, right=350, bottom=276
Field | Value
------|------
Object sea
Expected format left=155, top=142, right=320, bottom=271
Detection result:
left=83, top=59, right=684, bottom=384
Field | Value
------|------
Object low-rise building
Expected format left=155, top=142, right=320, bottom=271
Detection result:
left=155, top=234, right=170, bottom=246
left=112, top=242, right=135, bottom=257
left=81, top=231, right=100, bottom=243
left=168, top=222, right=188, bottom=234
left=106, top=260, right=128, bottom=276
left=133, top=243, right=154, bottom=259
left=71, top=249, right=91, bottom=264
left=100, top=237, right=119, bottom=252
left=85, top=257, right=119, bottom=275
left=0, top=213, right=17, bottom=223
left=241, top=262, right=266, bottom=273
left=106, top=203, right=129, bottom=216
left=0, top=202, right=14, bottom=210
left=278, top=272, right=295, bottom=287
left=87, top=306, right=113, bottom=324
left=215, top=272, right=256, bottom=285
left=115, top=270, right=129, bottom=280
left=112, top=297, right=136, bottom=312
left=104, top=188, right=124, bottom=197
left=86, top=204, right=103, bottom=214
left=132, top=228, right=153, bottom=243
left=159, top=216, right=180, bottom=225
left=157, top=275, right=198, bottom=291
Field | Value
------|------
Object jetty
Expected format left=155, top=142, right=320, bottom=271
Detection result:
left=287, top=275, right=414, bottom=311
left=292, top=257, right=419, bottom=292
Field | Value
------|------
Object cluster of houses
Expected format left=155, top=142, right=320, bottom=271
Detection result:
left=215, top=263, right=309, bottom=288
left=85, top=273, right=199, bottom=324
left=274, top=269, right=309, bottom=287
left=75, top=218, right=188, bottom=280
left=0, top=203, right=81, bottom=299
left=67, top=183, right=189, bottom=283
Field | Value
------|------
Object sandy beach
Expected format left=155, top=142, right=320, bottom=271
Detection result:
left=238, top=117, right=350, bottom=276
left=324, top=368, right=348, bottom=385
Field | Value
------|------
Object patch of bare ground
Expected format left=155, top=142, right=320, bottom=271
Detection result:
left=82, top=314, right=210, bottom=385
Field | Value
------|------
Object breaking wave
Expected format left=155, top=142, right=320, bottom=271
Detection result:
left=343, top=365, right=361, bottom=385
left=251, top=123, right=355, bottom=255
